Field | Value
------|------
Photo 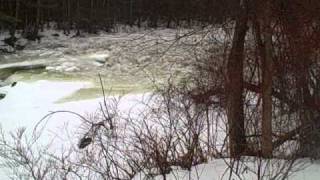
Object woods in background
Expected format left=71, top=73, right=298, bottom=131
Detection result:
left=0, top=0, right=235, bottom=39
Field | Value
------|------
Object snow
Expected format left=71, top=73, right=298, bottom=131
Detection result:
left=89, top=52, right=110, bottom=62
left=0, top=81, right=91, bottom=133
left=0, top=79, right=151, bottom=148
left=0, top=59, right=47, bottom=70
left=0, top=81, right=90, bottom=179
left=0, top=80, right=151, bottom=179
left=0, top=80, right=149, bottom=135
left=134, top=159, right=320, bottom=180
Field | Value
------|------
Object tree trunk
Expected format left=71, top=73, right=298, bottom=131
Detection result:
left=76, top=0, right=81, bottom=36
left=10, top=0, right=19, bottom=37
left=226, top=0, right=248, bottom=158
left=35, top=0, right=41, bottom=36
left=261, top=0, right=273, bottom=158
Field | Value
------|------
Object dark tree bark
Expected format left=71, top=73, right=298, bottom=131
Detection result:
left=261, top=0, right=273, bottom=158
left=226, top=0, right=248, bottom=158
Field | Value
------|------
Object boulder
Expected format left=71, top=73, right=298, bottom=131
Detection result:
left=0, top=93, right=5, bottom=100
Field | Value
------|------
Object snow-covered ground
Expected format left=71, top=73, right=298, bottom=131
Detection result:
left=0, top=80, right=149, bottom=143
left=0, top=81, right=319, bottom=179
left=0, top=81, right=91, bottom=132
left=135, top=158, right=320, bottom=180
left=0, top=80, right=151, bottom=179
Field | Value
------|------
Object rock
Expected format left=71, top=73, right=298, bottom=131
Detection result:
left=0, top=93, right=6, bottom=100
left=52, top=33, right=60, bottom=37
left=95, top=59, right=107, bottom=64
left=78, top=137, right=92, bottom=149
left=11, top=82, right=17, bottom=87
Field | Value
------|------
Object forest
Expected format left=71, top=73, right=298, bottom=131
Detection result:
left=0, top=0, right=320, bottom=179
left=0, top=0, right=232, bottom=39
